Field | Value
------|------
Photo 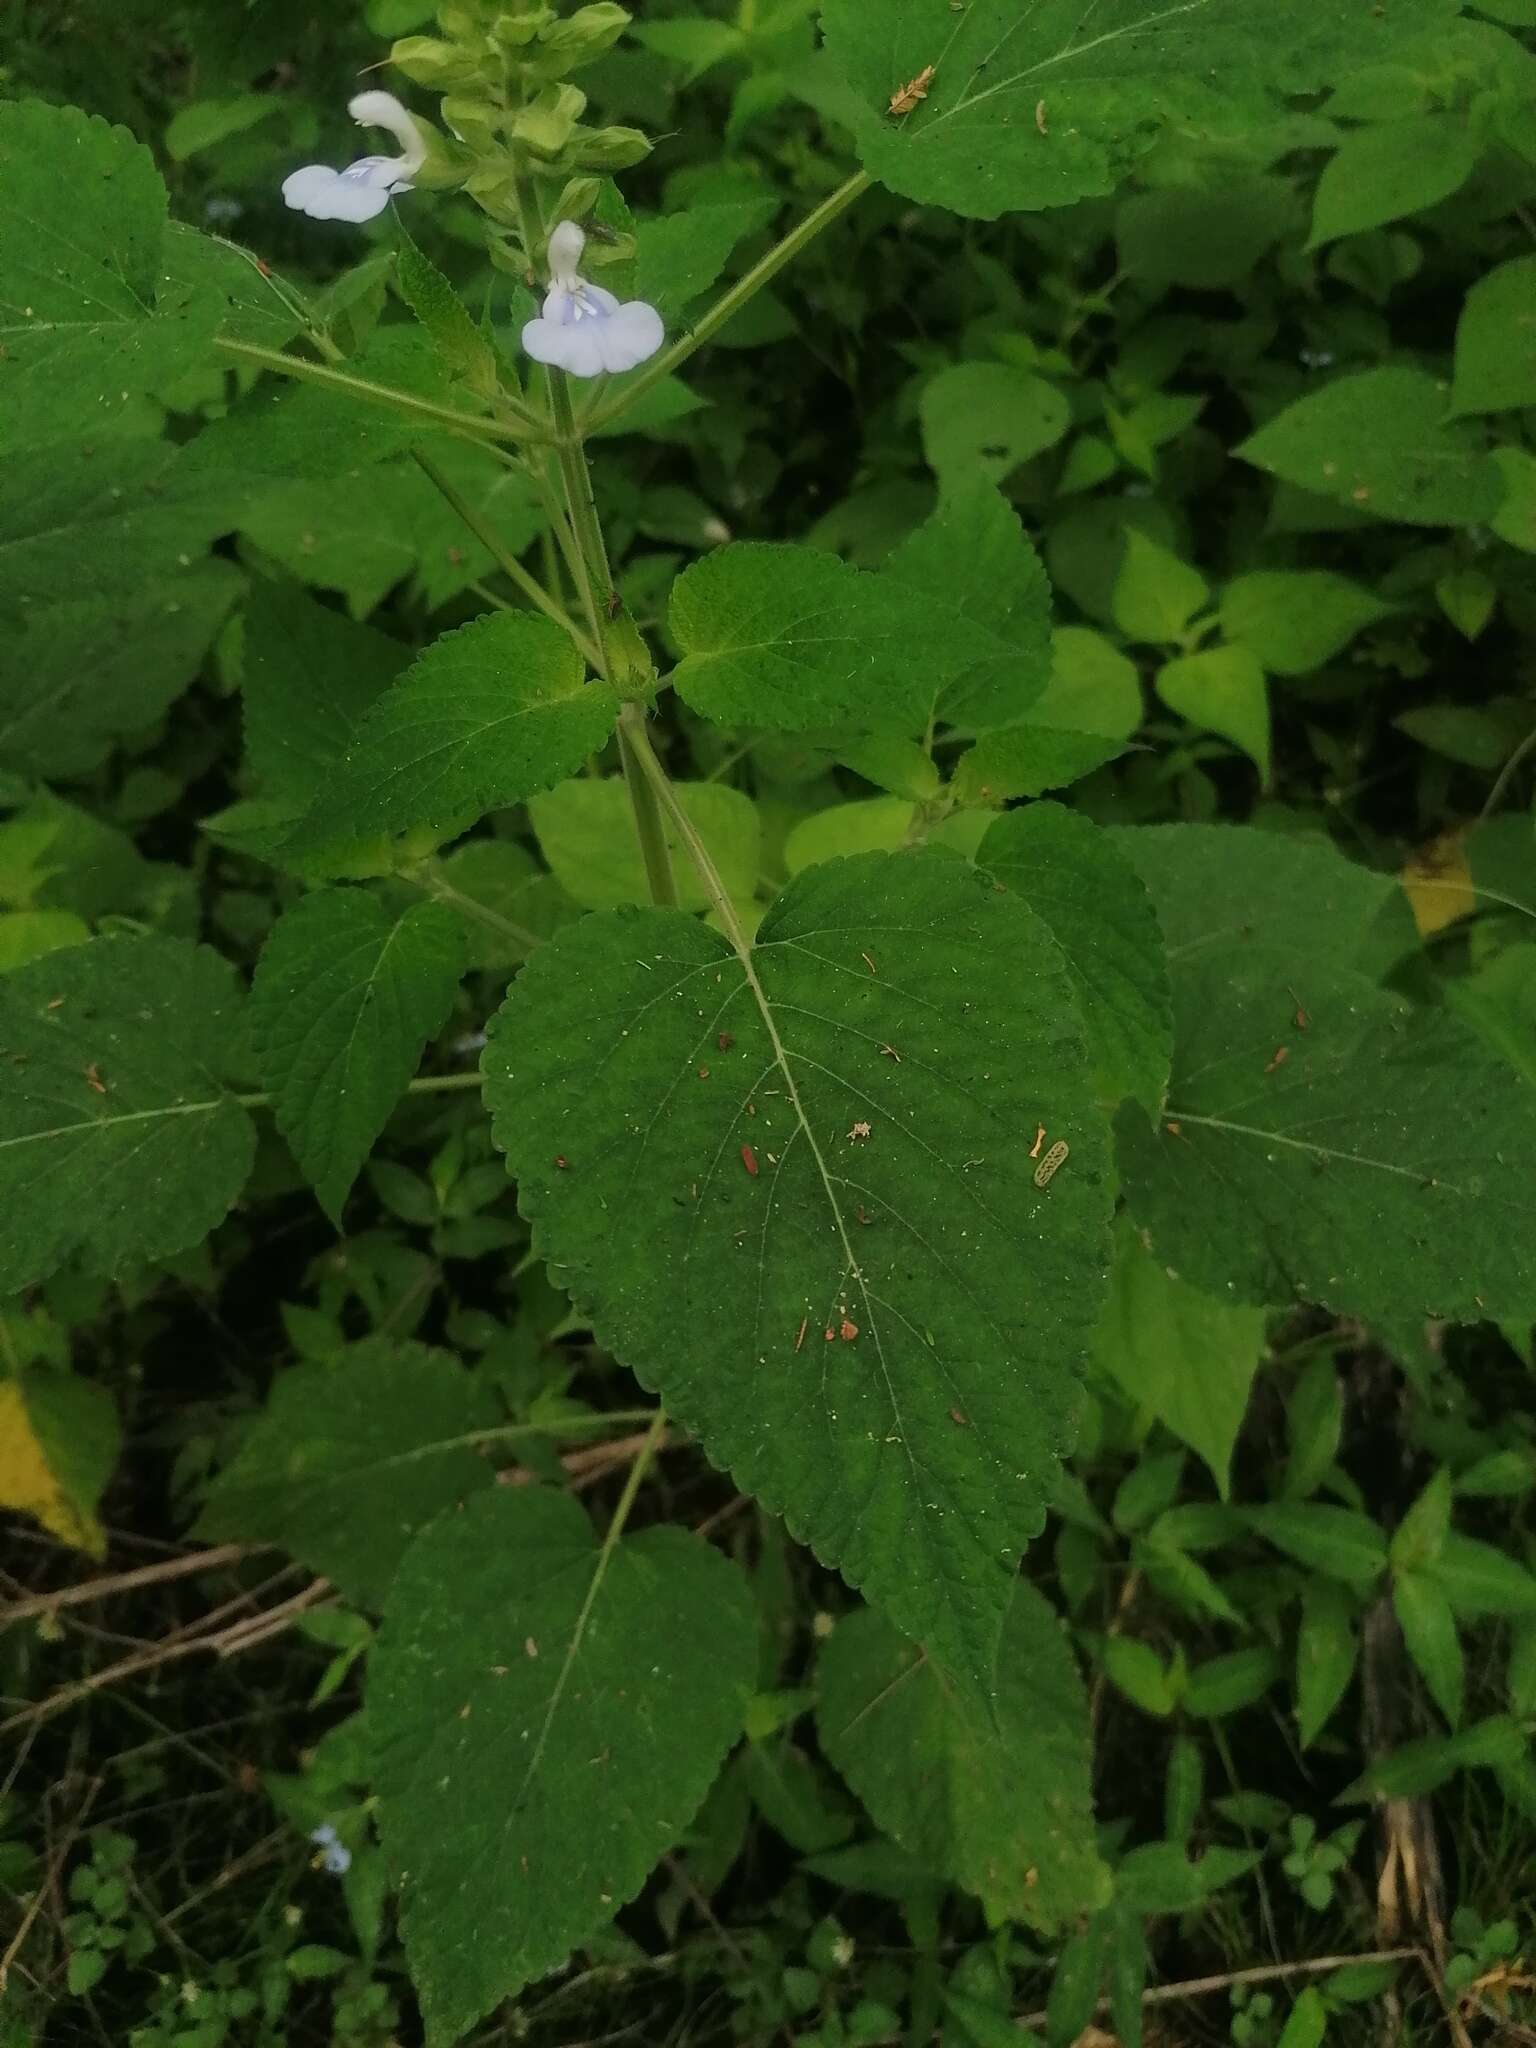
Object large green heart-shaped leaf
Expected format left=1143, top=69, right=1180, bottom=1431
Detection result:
left=883, top=477, right=1053, bottom=730
left=0, top=935, right=255, bottom=1293
left=1118, top=943, right=1536, bottom=1323
left=483, top=850, right=1114, bottom=1696
left=250, top=889, right=465, bottom=1223
left=817, top=1587, right=1109, bottom=1930
left=1114, top=827, right=1536, bottom=1321
left=371, top=1486, right=757, bottom=2046
left=667, top=542, right=1001, bottom=737
left=820, top=0, right=1456, bottom=220
left=283, top=611, right=619, bottom=877
left=196, top=1340, right=498, bottom=1609
left=1, top=563, right=241, bottom=780
left=0, top=100, right=222, bottom=452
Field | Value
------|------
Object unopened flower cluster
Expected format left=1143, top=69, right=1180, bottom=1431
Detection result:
left=280, top=5, right=663, bottom=379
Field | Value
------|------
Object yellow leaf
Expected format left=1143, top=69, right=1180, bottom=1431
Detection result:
left=1401, top=830, right=1475, bottom=938
left=0, top=1371, right=119, bottom=1558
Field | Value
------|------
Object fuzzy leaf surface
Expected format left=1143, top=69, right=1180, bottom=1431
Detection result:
left=1117, top=942, right=1536, bottom=1322
left=668, top=543, right=1000, bottom=737
left=0, top=936, right=255, bottom=1292
left=283, top=612, right=618, bottom=876
left=883, top=478, right=1053, bottom=729
left=818, top=1589, right=1108, bottom=1930
left=483, top=850, right=1114, bottom=1696
left=371, top=1487, right=757, bottom=2046
left=250, top=890, right=465, bottom=1223
left=820, top=0, right=1455, bottom=219
left=1093, top=1218, right=1265, bottom=1498
left=980, top=802, right=1171, bottom=1117
left=197, top=1340, right=497, bottom=1608
left=0, top=100, right=221, bottom=451
left=1, top=563, right=241, bottom=779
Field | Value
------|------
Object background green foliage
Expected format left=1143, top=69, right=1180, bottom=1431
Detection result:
left=2, top=3, right=1536, bottom=2046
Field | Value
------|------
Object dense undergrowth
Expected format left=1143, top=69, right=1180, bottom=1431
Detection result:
left=2, top=4, right=1536, bottom=2047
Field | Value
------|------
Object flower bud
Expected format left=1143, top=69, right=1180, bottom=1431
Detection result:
left=389, top=35, right=491, bottom=87
left=439, top=94, right=501, bottom=152
left=465, top=163, right=525, bottom=226
left=562, top=123, right=651, bottom=172
left=580, top=228, right=636, bottom=268
left=509, top=82, right=587, bottom=158
left=547, top=176, right=601, bottom=223
left=489, top=5, right=557, bottom=48
left=409, top=126, right=476, bottom=190
left=527, top=3, right=631, bottom=76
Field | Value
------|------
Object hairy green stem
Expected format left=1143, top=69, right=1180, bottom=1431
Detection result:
left=618, top=715, right=679, bottom=907
left=546, top=359, right=678, bottom=905
left=410, top=857, right=545, bottom=954
left=410, top=448, right=598, bottom=663
left=233, top=1072, right=483, bottom=1113
left=215, top=336, right=548, bottom=448
left=622, top=708, right=746, bottom=949
left=548, top=372, right=613, bottom=660
left=584, top=169, right=873, bottom=434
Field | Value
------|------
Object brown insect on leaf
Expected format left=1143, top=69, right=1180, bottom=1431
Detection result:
left=1265, top=1046, right=1290, bottom=1075
left=741, top=1144, right=760, bottom=1178
left=717, top=1030, right=735, bottom=1050
left=949, top=1407, right=970, bottom=1428
left=606, top=590, right=622, bottom=619
left=1289, top=988, right=1310, bottom=1030
left=554, top=1154, right=569, bottom=1169
left=1033, top=1139, right=1069, bottom=1189
left=1164, top=1120, right=1183, bottom=1138
left=888, top=64, right=936, bottom=117
left=839, top=1318, right=859, bottom=1342
left=84, top=1064, right=107, bottom=1095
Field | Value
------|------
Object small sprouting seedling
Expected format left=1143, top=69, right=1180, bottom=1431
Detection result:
left=62, top=1828, right=154, bottom=1996
left=1280, top=1814, right=1362, bottom=1911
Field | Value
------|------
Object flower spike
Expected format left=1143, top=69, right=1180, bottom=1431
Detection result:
left=282, top=91, right=428, bottom=225
left=521, top=220, right=664, bottom=379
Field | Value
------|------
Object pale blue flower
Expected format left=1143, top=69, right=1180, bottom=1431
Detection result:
left=309, top=1823, right=351, bottom=1876
left=283, top=92, right=426, bottom=225
left=522, top=221, right=664, bottom=379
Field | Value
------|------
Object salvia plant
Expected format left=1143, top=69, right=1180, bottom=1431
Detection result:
left=1, top=0, right=1535, bottom=2043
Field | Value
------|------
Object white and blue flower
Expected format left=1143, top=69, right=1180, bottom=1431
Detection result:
left=282, top=92, right=427, bottom=224
left=308, top=1823, right=351, bottom=1876
left=521, top=220, right=664, bottom=379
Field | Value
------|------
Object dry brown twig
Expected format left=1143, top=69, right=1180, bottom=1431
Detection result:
left=0, top=1543, right=258, bottom=1627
